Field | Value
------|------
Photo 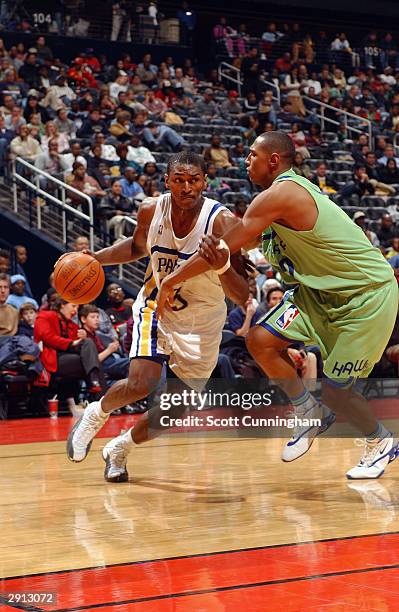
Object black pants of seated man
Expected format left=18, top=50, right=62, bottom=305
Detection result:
left=56, top=338, right=106, bottom=400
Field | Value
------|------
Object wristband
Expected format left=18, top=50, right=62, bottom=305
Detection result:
left=215, top=239, right=231, bottom=275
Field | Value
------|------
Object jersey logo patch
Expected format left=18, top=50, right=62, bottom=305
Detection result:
left=276, top=305, right=300, bottom=330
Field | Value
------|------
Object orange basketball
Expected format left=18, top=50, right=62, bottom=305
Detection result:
left=54, top=252, right=105, bottom=304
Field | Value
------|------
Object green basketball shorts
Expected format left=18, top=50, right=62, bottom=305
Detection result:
left=257, top=279, right=399, bottom=383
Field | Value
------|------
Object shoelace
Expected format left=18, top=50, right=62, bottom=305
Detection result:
left=356, top=438, right=385, bottom=467
left=284, top=402, right=319, bottom=438
left=109, top=440, right=128, bottom=469
left=79, top=410, right=107, bottom=445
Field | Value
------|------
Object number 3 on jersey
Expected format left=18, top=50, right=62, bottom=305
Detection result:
left=171, top=287, right=188, bottom=311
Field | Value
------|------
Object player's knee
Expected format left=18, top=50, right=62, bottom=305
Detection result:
left=322, top=379, right=354, bottom=407
left=126, top=373, right=156, bottom=401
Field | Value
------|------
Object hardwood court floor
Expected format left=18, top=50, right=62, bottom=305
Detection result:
left=1, top=404, right=399, bottom=611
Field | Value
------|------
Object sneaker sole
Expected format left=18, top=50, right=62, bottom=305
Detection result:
left=66, top=415, right=93, bottom=463
left=102, top=450, right=129, bottom=483
left=282, top=412, right=336, bottom=463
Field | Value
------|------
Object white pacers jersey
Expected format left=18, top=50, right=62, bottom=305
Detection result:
left=130, top=193, right=229, bottom=383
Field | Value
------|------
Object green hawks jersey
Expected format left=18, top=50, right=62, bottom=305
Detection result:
left=262, top=168, right=395, bottom=296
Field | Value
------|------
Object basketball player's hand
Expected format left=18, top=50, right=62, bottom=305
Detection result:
left=157, top=278, right=175, bottom=320
left=198, top=235, right=228, bottom=270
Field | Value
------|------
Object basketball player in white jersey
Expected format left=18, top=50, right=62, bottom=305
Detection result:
left=67, top=152, right=250, bottom=482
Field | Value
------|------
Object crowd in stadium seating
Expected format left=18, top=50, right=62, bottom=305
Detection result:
left=1, top=20, right=399, bottom=415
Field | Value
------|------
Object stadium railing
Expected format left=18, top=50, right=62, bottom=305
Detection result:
left=302, top=96, right=372, bottom=145
left=218, top=61, right=281, bottom=105
left=12, top=157, right=95, bottom=251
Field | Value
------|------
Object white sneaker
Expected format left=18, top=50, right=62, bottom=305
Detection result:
left=67, top=401, right=109, bottom=462
left=346, top=433, right=399, bottom=479
left=102, top=435, right=130, bottom=482
left=282, top=402, right=336, bottom=462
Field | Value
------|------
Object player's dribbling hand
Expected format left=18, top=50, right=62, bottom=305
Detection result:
left=198, top=235, right=228, bottom=270
left=157, top=278, right=175, bottom=320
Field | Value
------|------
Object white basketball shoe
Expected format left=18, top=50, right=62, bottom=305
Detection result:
left=282, top=401, right=336, bottom=462
left=102, top=434, right=131, bottom=483
left=346, top=433, right=399, bottom=479
left=67, top=400, right=109, bottom=462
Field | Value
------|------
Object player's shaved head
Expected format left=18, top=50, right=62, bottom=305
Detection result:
left=256, top=131, right=295, bottom=163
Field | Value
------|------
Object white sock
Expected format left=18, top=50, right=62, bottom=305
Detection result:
left=367, top=422, right=389, bottom=443
left=290, top=388, right=317, bottom=414
left=120, top=427, right=135, bottom=448
left=94, top=397, right=109, bottom=419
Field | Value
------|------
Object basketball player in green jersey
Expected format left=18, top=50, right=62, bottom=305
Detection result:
left=158, top=131, right=399, bottom=479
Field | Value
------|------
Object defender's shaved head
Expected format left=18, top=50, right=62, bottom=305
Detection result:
left=257, top=131, right=295, bottom=164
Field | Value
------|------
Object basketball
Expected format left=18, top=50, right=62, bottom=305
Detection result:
left=53, top=252, right=105, bottom=304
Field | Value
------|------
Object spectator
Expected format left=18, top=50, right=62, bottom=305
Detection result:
left=105, top=283, right=132, bottom=329
left=353, top=211, right=380, bottom=247
left=0, top=114, right=13, bottom=175
left=228, top=292, right=259, bottom=337
left=42, top=75, right=76, bottom=112
left=17, top=302, right=38, bottom=338
left=385, top=237, right=399, bottom=260
left=204, top=134, right=232, bottom=169
left=311, top=162, right=338, bottom=194
left=5, top=106, right=26, bottom=133
left=6, top=274, right=38, bottom=311
left=108, top=110, right=133, bottom=142
left=35, top=36, right=53, bottom=63
left=340, top=165, right=375, bottom=202
left=18, top=52, right=40, bottom=89
left=61, top=141, right=87, bottom=173
left=119, top=167, right=144, bottom=203
left=381, top=32, right=399, bottom=70
left=35, top=139, right=68, bottom=178
left=77, top=108, right=107, bottom=139
left=10, top=125, right=42, bottom=162
left=54, top=108, right=75, bottom=136
left=194, top=89, right=219, bottom=120
left=220, top=90, right=242, bottom=119
left=92, top=133, right=119, bottom=163
left=265, top=286, right=284, bottom=311
left=0, top=94, right=16, bottom=118
left=142, top=121, right=186, bottom=153
left=98, top=180, right=133, bottom=238
left=34, top=297, right=105, bottom=395
left=288, top=122, right=310, bottom=158
left=233, top=199, right=248, bottom=218
left=241, top=47, right=262, bottom=97
left=66, top=161, right=106, bottom=211
left=0, top=249, right=10, bottom=274
left=378, top=159, right=399, bottom=185
left=79, top=304, right=130, bottom=380
left=111, top=1, right=131, bottom=42
left=377, top=213, right=399, bottom=248
left=363, top=31, right=382, bottom=70
left=142, top=90, right=168, bottom=119
left=109, top=71, right=129, bottom=102
left=0, top=273, right=18, bottom=337
left=136, top=53, right=158, bottom=86
left=23, top=94, right=50, bottom=124
left=293, top=151, right=312, bottom=179
left=177, top=1, right=197, bottom=46
left=73, top=236, right=90, bottom=251
left=14, top=245, right=33, bottom=298
left=205, top=163, right=231, bottom=198
left=127, top=134, right=155, bottom=168
left=331, top=32, right=353, bottom=65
